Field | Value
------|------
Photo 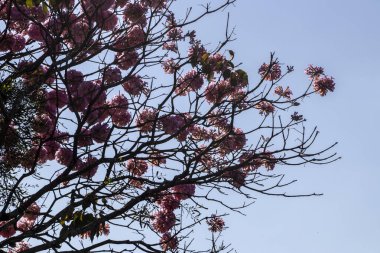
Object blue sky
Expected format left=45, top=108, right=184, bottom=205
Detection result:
left=181, top=0, right=380, bottom=252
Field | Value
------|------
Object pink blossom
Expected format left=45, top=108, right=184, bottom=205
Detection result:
left=103, top=67, right=122, bottom=85
left=217, top=128, right=246, bottom=155
left=156, top=194, right=180, bottom=212
left=162, top=58, right=177, bottom=74
left=43, top=141, right=60, bottom=160
left=69, top=19, right=89, bottom=44
left=162, top=42, right=178, bottom=52
left=90, top=123, right=111, bottom=143
left=25, top=202, right=40, bottom=220
left=75, top=156, right=98, bottom=178
left=206, top=215, right=225, bottom=232
left=259, top=62, right=281, bottom=81
left=47, top=89, right=68, bottom=108
left=33, top=114, right=54, bottom=135
left=27, top=23, right=46, bottom=42
left=171, top=184, right=195, bottom=200
left=136, top=108, right=158, bottom=132
left=78, top=128, right=93, bottom=147
left=239, top=151, right=263, bottom=172
left=122, top=75, right=147, bottom=96
left=305, top=65, right=324, bottom=78
left=255, top=101, right=275, bottom=115
left=126, top=25, right=145, bottom=47
left=82, top=0, right=115, bottom=13
left=141, top=0, right=167, bottom=10
left=151, top=210, right=176, bottom=233
left=16, top=217, right=35, bottom=232
left=116, top=50, right=139, bottom=70
left=8, top=241, right=30, bottom=253
left=160, top=114, right=189, bottom=141
left=0, top=34, right=26, bottom=52
left=176, top=70, right=203, bottom=95
left=262, top=152, right=276, bottom=171
left=108, top=95, right=131, bottom=127
left=209, top=53, right=228, bottom=73
left=188, top=43, right=207, bottom=64
left=205, top=80, right=232, bottom=104
left=123, top=2, right=147, bottom=26
left=160, top=232, right=178, bottom=251
left=125, top=159, right=148, bottom=176
left=222, top=169, right=246, bottom=188
left=189, top=125, right=212, bottom=141
left=313, top=76, right=335, bottom=96
left=0, top=221, right=16, bottom=238
left=66, top=69, right=84, bottom=86
left=96, top=10, right=118, bottom=31
left=274, top=86, right=292, bottom=99
left=55, top=147, right=73, bottom=166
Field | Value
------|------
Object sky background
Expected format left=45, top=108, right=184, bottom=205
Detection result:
left=176, top=0, right=380, bottom=252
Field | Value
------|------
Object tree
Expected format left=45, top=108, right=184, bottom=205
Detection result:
left=0, top=0, right=338, bottom=252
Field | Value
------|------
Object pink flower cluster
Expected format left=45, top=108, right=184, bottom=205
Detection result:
left=151, top=210, right=176, bottom=233
left=175, top=70, right=204, bottom=95
left=122, top=75, right=147, bottom=96
left=274, top=86, right=292, bottom=99
left=313, top=76, right=335, bottom=96
left=0, top=202, right=40, bottom=238
left=160, top=232, right=179, bottom=251
left=206, top=215, right=225, bottom=232
left=125, top=159, right=148, bottom=176
left=123, top=2, right=147, bottom=27
left=8, top=241, right=30, bottom=253
left=259, top=62, right=282, bottom=81
left=108, top=95, right=131, bottom=127
left=255, top=101, right=275, bottom=115
left=216, top=128, right=247, bottom=155
left=136, top=108, right=159, bottom=132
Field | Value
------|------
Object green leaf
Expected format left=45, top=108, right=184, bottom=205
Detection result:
left=42, top=2, right=48, bottom=14
left=26, top=0, right=34, bottom=8
left=228, top=50, right=235, bottom=60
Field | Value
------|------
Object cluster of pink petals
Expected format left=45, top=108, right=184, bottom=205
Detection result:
left=162, top=41, right=178, bottom=52
left=103, top=67, right=122, bottom=85
left=8, top=241, right=30, bottom=253
left=126, top=26, right=146, bottom=47
left=123, top=2, right=147, bottom=27
left=175, top=70, right=204, bottom=95
left=274, top=86, right=292, bottom=99
left=217, top=128, right=247, bottom=155
left=0, top=34, right=25, bottom=52
left=259, top=63, right=281, bottom=81
left=74, top=155, right=99, bottom=178
left=305, top=64, right=324, bottom=78
left=151, top=210, right=176, bottom=233
left=95, top=10, right=118, bottom=31
left=0, top=221, right=16, bottom=238
left=171, top=184, right=196, bottom=200
left=206, top=215, right=225, bottom=232
left=90, top=123, right=111, bottom=143
left=160, top=114, right=189, bottom=141
left=313, top=76, right=335, bottom=96
left=162, top=58, right=177, bottom=74
left=0, top=203, right=40, bottom=238
left=116, top=50, right=139, bottom=70
left=136, top=108, right=158, bottom=132
left=141, top=0, right=167, bottom=10
left=122, top=75, right=147, bottom=96
left=156, top=194, right=180, bottom=212
left=205, top=80, right=232, bottom=104
left=239, top=152, right=263, bottom=172
left=208, top=53, right=228, bottom=73
left=222, top=169, right=247, bottom=188
left=125, top=159, right=148, bottom=176
left=55, top=147, right=73, bottom=166
left=255, top=101, right=275, bottom=115
left=108, top=95, right=131, bottom=127
left=160, top=232, right=179, bottom=251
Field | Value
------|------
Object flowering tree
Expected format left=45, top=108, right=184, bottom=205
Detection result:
left=0, top=0, right=338, bottom=252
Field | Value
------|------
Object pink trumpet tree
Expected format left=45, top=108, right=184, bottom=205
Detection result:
left=0, top=0, right=337, bottom=252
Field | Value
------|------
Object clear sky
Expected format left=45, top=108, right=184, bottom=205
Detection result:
left=179, top=0, right=380, bottom=252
